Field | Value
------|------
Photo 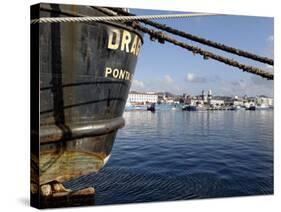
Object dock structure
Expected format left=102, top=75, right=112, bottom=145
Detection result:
left=39, top=187, right=96, bottom=208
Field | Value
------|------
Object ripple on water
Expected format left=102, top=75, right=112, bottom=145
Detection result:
left=65, top=110, right=273, bottom=205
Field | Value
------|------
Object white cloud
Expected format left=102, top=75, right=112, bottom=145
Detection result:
left=185, top=73, right=206, bottom=83
left=219, top=76, right=273, bottom=97
left=131, top=79, right=145, bottom=91
left=130, top=75, right=182, bottom=94
left=162, top=75, right=174, bottom=84
left=186, top=73, right=194, bottom=81
left=267, top=35, right=274, bottom=42
left=131, top=72, right=273, bottom=97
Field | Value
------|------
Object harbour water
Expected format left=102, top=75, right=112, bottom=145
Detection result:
left=65, top=109, right=273, bottom=205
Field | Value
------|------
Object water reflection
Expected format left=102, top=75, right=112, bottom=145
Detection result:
left=65, top=110, right=273, bottom=205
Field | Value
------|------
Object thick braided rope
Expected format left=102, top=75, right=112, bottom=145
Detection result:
left=31, top=13, right=217, bottom=24
left=107, top=8, right=274, bottom=66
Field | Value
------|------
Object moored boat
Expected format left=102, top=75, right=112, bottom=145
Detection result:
left=256, top=104, right=270, bottom=110
left=147, top=103, right=156, bottom=112
left=182, top=105, right=197, bottom=111
left=246, top=105, right=256, bottom=110
left=31, top=3, right=143, bottom=198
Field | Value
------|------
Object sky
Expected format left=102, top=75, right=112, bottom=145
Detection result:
left=129, top=8, right=274, bottom=97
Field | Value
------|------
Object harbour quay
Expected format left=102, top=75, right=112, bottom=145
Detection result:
left=125, top=90, right=274, bottom=111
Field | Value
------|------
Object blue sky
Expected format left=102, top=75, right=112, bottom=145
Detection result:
left=130, top=9, right=274, bottom=97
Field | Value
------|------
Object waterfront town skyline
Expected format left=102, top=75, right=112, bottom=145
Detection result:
left=127, top=89, right=274, bottom=108
left=129, top=89, right=274, bottom=99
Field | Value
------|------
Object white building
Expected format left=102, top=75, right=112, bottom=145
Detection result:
left=128, top=92, right=158, bottom=104
left=255, top=96, right=273, bottom=106
left=233, top=99, right=244, bottom=106
left=209, top=99, right=224, bottom=107
left=188, top=99, right=204, bottom=106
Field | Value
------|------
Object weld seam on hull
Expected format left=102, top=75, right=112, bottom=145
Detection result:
left=40, top=117, right=125, bottom=144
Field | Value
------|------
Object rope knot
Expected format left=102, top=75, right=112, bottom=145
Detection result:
left=150, top=31, right=166, bottom=44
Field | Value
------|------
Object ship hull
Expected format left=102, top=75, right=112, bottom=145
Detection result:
left=36, top=3, right=143, bottom=185
left=182, top=105, right=197, bottom=111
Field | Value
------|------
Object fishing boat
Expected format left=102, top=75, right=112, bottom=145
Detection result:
left=246, top=105, right=256, bottom=110
left=256, top=104, right=270, bottom=110
left=147, top=103, right=156, bottom=112
left=30, top=3, right=274, bottom=208
left=228, top=105, right=243, bottom=110
left=31, top=3, right=143, bottom=200
left=182, top=104, right=197, bottom=111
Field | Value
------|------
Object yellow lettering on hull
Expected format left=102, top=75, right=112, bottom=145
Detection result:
left=107, top=28, right=142, bottom=56
left=104, top=67, right=133, bottom=82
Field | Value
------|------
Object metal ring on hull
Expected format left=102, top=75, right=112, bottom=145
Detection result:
left=40, top=117, right=125, bottom=144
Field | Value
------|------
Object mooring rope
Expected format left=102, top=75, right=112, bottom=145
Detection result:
left=32, top=6, right=274, bottom=80
left=135, top=23, right=273, bottom=80
left=105, top=7, right=274, bottom=66
left=30, top=13, right=217, bottom=24
left=95, top=7, right=273, bottom=80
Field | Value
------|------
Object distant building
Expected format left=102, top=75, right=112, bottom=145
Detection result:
left=231, top=96, right=244, bottom=106
left=202, top=90, right=207, bottom=102
left=184, top=95, right=192, bottom=104
left=188, top=99, right=204, bottom=106
left=243, top=97, right=256, bottom=108
left=255, top=96, right=273, bottom=106
left=207, top=90, right=212, bottom=99
left=128, top=92, right=158, bottom=104
left=218, top=96, right=233, bottom=106
left=233, top=99, right=244, bottom=106
left=207, top=90, right=213, bottom=105
left=209, top=99, right=224, bottom=107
